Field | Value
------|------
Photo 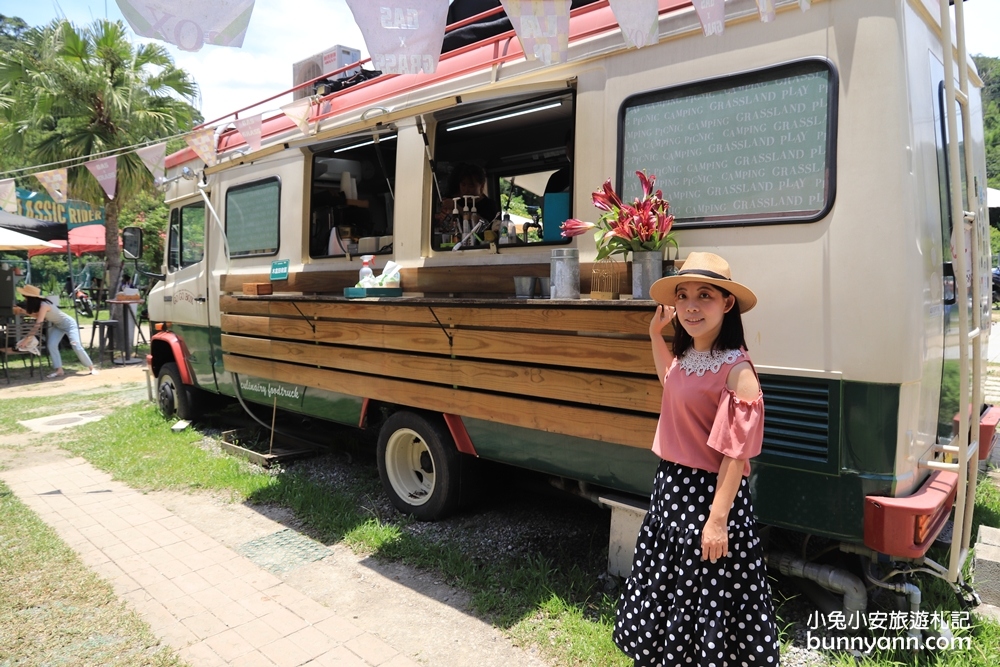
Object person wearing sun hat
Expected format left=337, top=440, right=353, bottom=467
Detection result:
left=15, top=284, right=98, bottom=379
left=613, top=252, right=778, bottom=666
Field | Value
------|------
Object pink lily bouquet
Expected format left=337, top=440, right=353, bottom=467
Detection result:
left=561, top=171, right=677, bottom=261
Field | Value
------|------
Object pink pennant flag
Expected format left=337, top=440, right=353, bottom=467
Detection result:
left=281, top=98, right=314, bottom=136
left=691, top=0, right=725, bottom=36
left=235, top=114, right=263, bottom=152
left=136, top=142, right=167, bottom=182
left=800, top=0, right=811, bottom=9
left=345, top=0, right=449, bottom=75
left=115, top=0, right=256, bottom=52
left=500, top=0, right=572, bottom=66
left=34, top=169, right=68, bottom=203
left=0, top=178, right=15, bottom=213
left=85, top=155, right=118, bottom=200
left=608, top=0, right=659, bottom=49
left=186, top=127, right=218, bottom=167
left=756, top=0, right=776, bottom=22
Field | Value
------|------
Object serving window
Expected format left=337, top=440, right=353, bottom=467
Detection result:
left=617, top=58, right=838, bottom=228
left=431, top=91, right=574, bottom=251
left=309, top=131, right=397, bottom=259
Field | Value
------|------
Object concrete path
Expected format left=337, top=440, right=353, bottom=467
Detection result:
left=0, top=457, right=416, bottom=667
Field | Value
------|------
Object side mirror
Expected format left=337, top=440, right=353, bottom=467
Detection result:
left=122, top=227, right=143, bottom=261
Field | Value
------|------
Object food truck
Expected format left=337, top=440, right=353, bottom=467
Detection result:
left=142, top=0, right=993, bottom=609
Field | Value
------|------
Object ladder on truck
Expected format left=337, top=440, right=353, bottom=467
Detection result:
left=924, top=0, right=984, bottom=593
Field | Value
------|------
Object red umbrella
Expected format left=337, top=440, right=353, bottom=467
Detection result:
left=27, top=224, right=116, bottom=257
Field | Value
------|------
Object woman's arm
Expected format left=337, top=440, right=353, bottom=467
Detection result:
left=28, top=303, right=49, bottom=337
left=649, top=305, right=675, bottom=385
left=701, top=360, right=762, bottom=561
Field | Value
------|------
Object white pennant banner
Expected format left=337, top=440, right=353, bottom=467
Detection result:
left=235, top=114, right=263, bottom=152
left=186, top=127, right=219, bottom=167
left=691, top=0, right=725, bottom=36
left=756, top=0, right=776, bottom=22
left=281, top=98, right=314, bottom=136
left=607, top=0, right=659, bottom=49
left=85, top=155, right=118, bottom=200
left=0, top=179, right=15, bottom=213
left=136, top=142, right=167, bottom=183
left=34, top=169, right=68, bottom=203
left=115, top=0, right=256, bottom=52
left=500, top=0, right=572, bottom=66
left=345, top=0, right=450, bottom=75
left=800, top=0, right=811, bottom=10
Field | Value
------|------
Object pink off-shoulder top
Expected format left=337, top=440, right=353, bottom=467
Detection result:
left=651, top=348, right=764, bottom=477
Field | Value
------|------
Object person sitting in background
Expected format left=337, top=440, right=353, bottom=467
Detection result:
left=14, top=284, right=97, bottom=379
left=436, top=163, right=499, bottom=241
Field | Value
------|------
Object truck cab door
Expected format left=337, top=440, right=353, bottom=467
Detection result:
left=164, top=198, right=216, bottom=391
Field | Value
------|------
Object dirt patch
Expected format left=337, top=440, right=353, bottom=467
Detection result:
left=0, top=363, right=149, bottom=399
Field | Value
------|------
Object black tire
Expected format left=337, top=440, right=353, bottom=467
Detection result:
left=376, top=411, right=466, bottom=521
left=77, top=299, right=93, bottom=319
left=156, top=361, right=199, bottom=421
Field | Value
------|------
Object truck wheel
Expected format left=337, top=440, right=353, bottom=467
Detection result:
left=377, top=411, right=463, bottom=520
left=157, top=362, right=198, bottom=421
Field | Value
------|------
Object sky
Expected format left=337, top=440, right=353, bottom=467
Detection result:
left=5, top=0, right=1000, bottom=124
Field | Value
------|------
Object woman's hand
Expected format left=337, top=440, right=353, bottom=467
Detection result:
left=649, top=304, right=675, bottom=337
left=12, top=306, right=25, bottom=316
left=701, top=516, right=729, bottom=563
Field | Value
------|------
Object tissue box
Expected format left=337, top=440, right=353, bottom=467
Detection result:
left=343, top=286, right=402, bottom=298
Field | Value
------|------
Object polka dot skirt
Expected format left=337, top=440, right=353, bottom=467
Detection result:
left=614, top=460, right=780, bottom=666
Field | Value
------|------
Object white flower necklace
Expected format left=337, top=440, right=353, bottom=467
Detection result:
left=678, top=348, right=743, bottom=376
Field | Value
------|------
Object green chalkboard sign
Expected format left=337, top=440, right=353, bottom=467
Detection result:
left=226, top=177, right=280, bottom=257
left=618, top=59, right=836, bottom=227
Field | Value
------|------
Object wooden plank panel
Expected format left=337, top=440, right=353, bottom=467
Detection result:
left=223, top=354, right=657, bottom=449
left=221, top=314, right=656, bottom=375
left=222, top=334, right=663, bottom=414
left=220, top=298, right=654, bottom=337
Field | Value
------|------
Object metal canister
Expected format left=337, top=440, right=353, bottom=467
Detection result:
left=550, top=248, right=580, bottom=299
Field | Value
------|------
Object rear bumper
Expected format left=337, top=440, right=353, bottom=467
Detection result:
left=863, top=470, right=958, bottom=559
left=977, top=406, right=1000, bottom=461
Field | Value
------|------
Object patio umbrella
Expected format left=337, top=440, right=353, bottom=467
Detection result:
left=0, top=226, right=60, bottom=251
left=0, top=209, right=68, bottom=241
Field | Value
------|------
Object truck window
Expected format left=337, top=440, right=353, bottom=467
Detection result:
left=167, top=201, right=205, bottom=272
left=227, top=177, right=280, bottom=258
left=617, top=59, right=837, bottom=228
left=431, top=92, right=574, bottom=251
left=309, top=132, right=397, bottom=258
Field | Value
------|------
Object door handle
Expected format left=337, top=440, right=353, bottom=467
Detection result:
left=194, top=296, right=207, bottom=303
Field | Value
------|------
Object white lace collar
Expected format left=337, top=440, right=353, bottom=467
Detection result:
left=678, top=348, right=743, bottom=376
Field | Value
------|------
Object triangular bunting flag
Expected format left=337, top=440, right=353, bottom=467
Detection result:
left=500, top=0, right=572, bottom=66
left=115, top=0, right=256, bottom=52
left=186, top=127, right=218, bottom=167
left=756, top=0, right=776, bottom=22
left=607, top=0, right=659, bottom=49
left=136, top=142, right=167, bottom=182
left=235, top=114, right=263, bottom=152
left=345, top=0, right=449, bottom=75
left=34, top=169, right=68, bottom=203
left=0, top=179, right=15, bottom=213
left=800, top=0, right=811, bottom=10
left=692, top=0, right=725, bottom=36
left=281, top=98, right=314, bottom=136
left=85, top=155, right=118, bottom=200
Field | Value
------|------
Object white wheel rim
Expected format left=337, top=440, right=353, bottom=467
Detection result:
left=384, top=427, right=435, bottom=507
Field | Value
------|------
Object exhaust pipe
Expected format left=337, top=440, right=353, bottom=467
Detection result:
left=765, top=551, right=868, bottom=624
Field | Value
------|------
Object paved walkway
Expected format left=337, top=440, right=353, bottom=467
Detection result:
left=0, top=457, right=416, bottom=667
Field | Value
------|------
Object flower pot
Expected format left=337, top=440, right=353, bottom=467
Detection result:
left=631, top=249, right=663, bottom=300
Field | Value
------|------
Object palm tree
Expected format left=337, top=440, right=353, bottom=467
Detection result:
left=0, top=18, right=199, bottom=300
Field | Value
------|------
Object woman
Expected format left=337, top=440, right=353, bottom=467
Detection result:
left=613, top=252, right=778, bottom=666
left=15, top=284, right=98, bottom=379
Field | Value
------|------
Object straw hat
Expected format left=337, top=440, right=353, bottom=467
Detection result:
left=649, top=252, right=757, bottom=313
left=16, top=284, right=42, bottom=298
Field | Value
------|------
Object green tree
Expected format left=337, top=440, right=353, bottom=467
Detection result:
left=0, top=18, right=199, bottom=305
left=0, top=15, right=29, bottom=55
left=118, top=186, right=169, bottom=271
left=973, top=55, right=1000, bottom=189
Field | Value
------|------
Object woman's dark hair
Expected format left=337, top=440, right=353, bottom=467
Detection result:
left=445, top=162, right=487, bottom=197
left=21, top=296, right=52, bottom=315
left=670, top=285, right=747, bottom=357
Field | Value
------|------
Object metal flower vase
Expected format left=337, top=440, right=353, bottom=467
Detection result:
left=631, top=249, right=664, bottom=300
